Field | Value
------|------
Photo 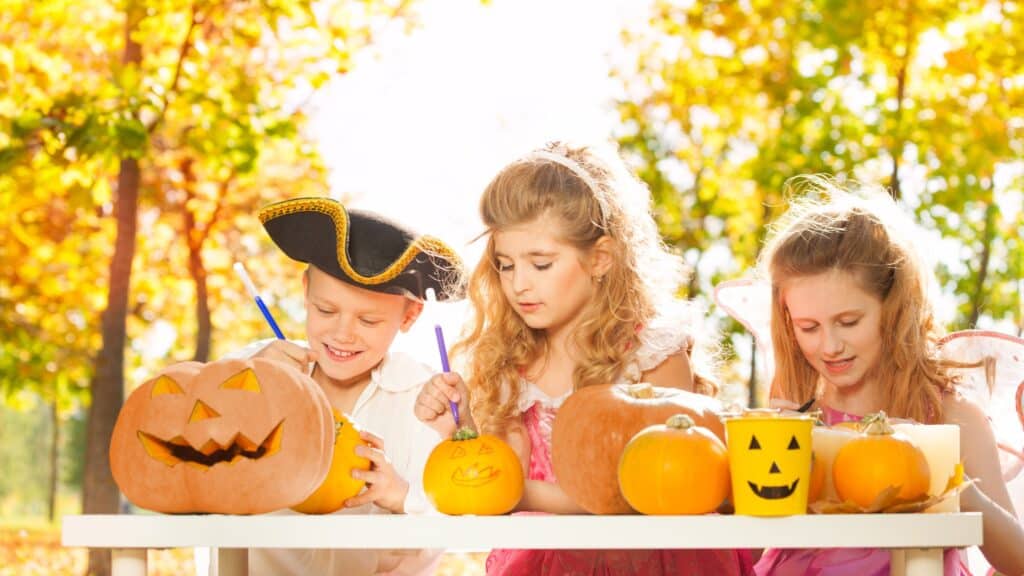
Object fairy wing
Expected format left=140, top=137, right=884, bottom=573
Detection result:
left=713, top=278, right=775, bottom=384
left=939, top=330, right=1024, bottom=482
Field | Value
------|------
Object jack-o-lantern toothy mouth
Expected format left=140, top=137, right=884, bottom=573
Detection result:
left=747, top=479, right=799, bottom=499
left=451, top=465, right=500, bottom=487
left=137, top=422, right=284, bottom=469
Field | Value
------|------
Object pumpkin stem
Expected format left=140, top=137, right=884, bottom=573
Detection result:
left=624, top=383, right=655, bottom=399
left=860, top=411, right=895, bottom=436
left=452, top=426, right=479, bottom=441
left=666, top=414, right=695, bottom=429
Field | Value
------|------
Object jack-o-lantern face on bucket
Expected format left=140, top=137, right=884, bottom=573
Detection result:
left=109, top=358, right=334, bottom=515
left=743, top=432, right=804, bottom=499
left=423, top=428, right=524, bottom=515
left=725, top=413, right=814, bottom=516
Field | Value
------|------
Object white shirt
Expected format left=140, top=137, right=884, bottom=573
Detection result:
left=234, top=341, right=444, bottom=576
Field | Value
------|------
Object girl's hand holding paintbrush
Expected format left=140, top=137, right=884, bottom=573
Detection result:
left=415, top=371, right=474, bottom=438
left=415, top=287, right=476, bottom=437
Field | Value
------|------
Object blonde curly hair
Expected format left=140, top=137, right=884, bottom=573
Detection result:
left=761, top=176, right=954, bottom=423
left=453, top=142, right=712, bottom=436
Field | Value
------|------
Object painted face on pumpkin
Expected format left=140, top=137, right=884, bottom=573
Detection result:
left=422, top=432, right=525, bottom=515
left=447, top=440, right=503, bottom=487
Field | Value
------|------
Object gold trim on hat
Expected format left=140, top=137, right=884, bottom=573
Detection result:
left=258, top=198, right=462, bottom=286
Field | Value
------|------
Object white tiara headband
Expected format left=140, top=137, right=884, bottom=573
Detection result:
left=520, top=145, right=612, bottom=229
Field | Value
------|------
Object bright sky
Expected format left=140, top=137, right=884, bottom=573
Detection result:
left=310, top=0, right=645, bottom=248
left=306, top=0, right=648, bottom=362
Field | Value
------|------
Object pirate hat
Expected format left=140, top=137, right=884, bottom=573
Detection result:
left=259, top=197, right=465, bottom=301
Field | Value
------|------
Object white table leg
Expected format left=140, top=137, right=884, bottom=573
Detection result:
left=213, top=548, right=248, bottom=576
left=890, top=550, right=906, bottom=576
left=892, top=548, right=944, bottom=576
left=111, top=549, right=147, bottom=576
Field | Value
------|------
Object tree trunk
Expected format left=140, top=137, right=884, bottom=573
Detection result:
left=968, top=202, right=996, bottom=328
left=83, top=7, right=142, bottom=575
left=889, top=61, right=906, bottom=200
left=181, top=158, right=213, bottom=362
left=748, top=336, right=758, bottom=408
left=888, top=2, right=914, bottom=200
left=47, top=399, right=59, bottom=523
left=186, top=213, right=212, bottom=362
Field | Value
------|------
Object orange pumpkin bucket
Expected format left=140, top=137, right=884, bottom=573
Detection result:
left=724, top=411, right=815, bottom=516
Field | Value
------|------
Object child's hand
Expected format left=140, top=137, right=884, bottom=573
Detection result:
left=414, top=372, right=474, bottom=437
left=254, top=340, right=317, bottom=374
left=345, top=431, right=409, bottom=513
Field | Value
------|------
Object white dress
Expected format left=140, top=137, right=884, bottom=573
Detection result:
left=232, top=341, right=444, bottom=576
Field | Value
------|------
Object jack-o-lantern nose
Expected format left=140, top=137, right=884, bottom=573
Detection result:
left=189, top=400, right=220, bottom=423
left=769, top=462, right=781, bottom=474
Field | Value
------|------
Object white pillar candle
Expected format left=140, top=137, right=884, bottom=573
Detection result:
left=811, top=426, right=857, bottom=502
left=893, top=423, right=961, bottom=512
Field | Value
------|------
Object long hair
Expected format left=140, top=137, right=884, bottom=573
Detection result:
left=761, top=176, right=952, bottom=423
left=454, top=142, right=708, bottom=435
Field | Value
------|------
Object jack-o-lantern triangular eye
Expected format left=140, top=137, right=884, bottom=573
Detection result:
left=478, top=443, right=494, bottom=456
left=451, top=446, right=467, bottom=459
left=749, top=435, right=761, bottom=450
left=787, top=435, right=800, bottom=450
left=152, top=376, right=185, bottom=397
left=220, top=368, right=261, bottom=393
left=189, top=400, right=221, bottom=423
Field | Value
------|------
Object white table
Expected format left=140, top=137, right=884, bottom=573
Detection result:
left=62, top=512, right=982, bottom=576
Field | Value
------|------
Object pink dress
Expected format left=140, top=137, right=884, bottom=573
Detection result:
left=753, top=405, right=971, bottom=576
left=486, top=346, right=755, bottom=576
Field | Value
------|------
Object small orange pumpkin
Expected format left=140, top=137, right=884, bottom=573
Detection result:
left=109, top=358, right=334, bottom=514
left=423, top=427, right=524, bottom=515
left=618, top=414, right=729, bottom=515
left=552, top=383, right=724, bottom=514
left=292, top=410, right=371, bottom=514
left=832, top=411, right=930, bottom=508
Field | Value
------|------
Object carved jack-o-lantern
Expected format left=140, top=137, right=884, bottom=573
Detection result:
left=109, top=358, right=334, bottom=514
left=422, top=427, right=524, bottom=515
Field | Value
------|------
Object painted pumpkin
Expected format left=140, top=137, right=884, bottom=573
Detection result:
left=552, top=383, right=725, bottom=514
left=423, top=427, right=524, bottom=515
left=109, top=358, right=334, bottom=514
left=618, top=414, right=730, bottom=515
left=291, top=409, right=371, bottom=514
left=832, top=411, right=931, bottom=508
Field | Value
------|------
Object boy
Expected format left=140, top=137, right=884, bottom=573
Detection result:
left=238, top=197, right=464, bottom=575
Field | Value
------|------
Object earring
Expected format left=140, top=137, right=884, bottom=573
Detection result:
left=594, top=275, right=604, bottom=284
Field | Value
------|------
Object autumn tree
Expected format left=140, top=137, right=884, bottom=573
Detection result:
left=615, top=0, right=1024, bottom=402
left=1, top=1, right=420, bottom=574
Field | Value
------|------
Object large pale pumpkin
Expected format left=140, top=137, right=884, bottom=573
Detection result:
left=109, top=358, right=334, bottom=514
left=423, top=427, right=524, bottom=515
left=618, top=414, right=729, bottom=515
left=552, top=383, right=725, bottom=514
left=832, top=412, right=931, bottom=508
left=292, top=410, right=371, bottom=514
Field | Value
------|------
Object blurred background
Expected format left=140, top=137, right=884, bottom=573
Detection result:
left=1, top=0, right=1021, bottom=573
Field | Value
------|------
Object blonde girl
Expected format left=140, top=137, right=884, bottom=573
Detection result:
left=416, top=141, right=751, bottom=576
left=756, top=178, right=1024, bottom=575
